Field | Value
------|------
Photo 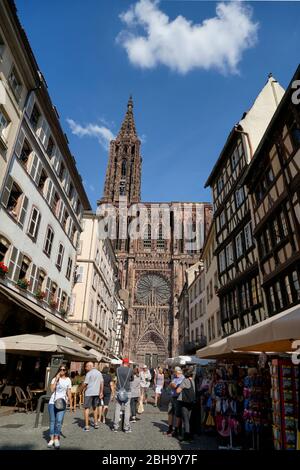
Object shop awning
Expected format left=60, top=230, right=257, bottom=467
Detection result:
left=230, top=303, right=300, bottom=352
left=197, top=338, right=233, bottom=359
left=0, top=333, right=98, bottom=362
left=197, top=304, right=300, bottom=358
left=0, top=283, right=98, bottom=350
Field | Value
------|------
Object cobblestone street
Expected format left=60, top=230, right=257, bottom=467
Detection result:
left=0, top=399, right=217, bottom=451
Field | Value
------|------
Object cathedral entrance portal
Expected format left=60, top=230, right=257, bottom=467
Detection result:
left=135, top=330, right=167, bottom=367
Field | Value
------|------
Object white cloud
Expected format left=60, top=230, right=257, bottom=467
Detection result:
left=67, top=118, right=115, bottom=150
left=117, top=0, right=258, bottom=74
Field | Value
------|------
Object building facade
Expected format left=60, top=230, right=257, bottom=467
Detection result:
left=0, top=1, right=94, bottom=349
left=69, top=211, right=124, bottom=356
left=98, top=98, right=212, bottom=366
left=0, top=1, right=30, bottom=192
left=202, top=223, right=222, bottom=345
left=243, top=66, right=300, bottom=316
left=205, top=75, right=285, bottom=336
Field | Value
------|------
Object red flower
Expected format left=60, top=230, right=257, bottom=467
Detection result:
left=0, top=262, right=9, bottom=273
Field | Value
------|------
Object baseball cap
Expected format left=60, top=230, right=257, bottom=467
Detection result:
left=174, top=366, right=182, bottom=373
left=122, top=358, right=129, bottom=364
left=142, top=364, right=148, bottom=369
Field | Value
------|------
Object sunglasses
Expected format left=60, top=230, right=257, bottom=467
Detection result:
left=59, top=368, right=66, bottom=372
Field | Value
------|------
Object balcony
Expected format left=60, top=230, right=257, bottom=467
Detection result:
left=184, top=336, right=207, bottom=354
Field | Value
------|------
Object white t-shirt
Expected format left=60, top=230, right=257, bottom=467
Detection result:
left=140, top=370, right=151, bottom=388
left=49, top=377, right=72, bottom=405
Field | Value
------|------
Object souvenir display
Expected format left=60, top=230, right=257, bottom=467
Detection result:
left=270, top=359, right=299, bottom=450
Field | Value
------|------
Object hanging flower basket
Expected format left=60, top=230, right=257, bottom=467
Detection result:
left=17, top=279, right=30, bottom=290
left=35, top=290, right=46, bottom=301
left=0, top=262, right=8, bottom=277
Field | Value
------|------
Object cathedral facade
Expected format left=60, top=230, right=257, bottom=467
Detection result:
left=98, top=98, right=212, bottom=366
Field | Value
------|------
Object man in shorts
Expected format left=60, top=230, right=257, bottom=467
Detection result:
left=82, top=362, right=103, bottom=431
left=166, top=366, right=184, bottom=437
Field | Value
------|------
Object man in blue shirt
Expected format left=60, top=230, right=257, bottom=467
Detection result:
left=165, top=366, right=184, bottom=437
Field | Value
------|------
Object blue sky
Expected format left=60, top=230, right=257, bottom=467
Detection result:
left=15, top=0, right=300, bottom=208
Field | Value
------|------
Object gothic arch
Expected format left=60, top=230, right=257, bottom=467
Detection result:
left=135, top=329, right=168, bottom=365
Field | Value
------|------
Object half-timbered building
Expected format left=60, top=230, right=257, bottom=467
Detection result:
left=205, top=75, right=285, bottom=335
left=243, top=65, right=300, bottom=315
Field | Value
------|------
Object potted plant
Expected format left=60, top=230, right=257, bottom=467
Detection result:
left=0, top=262, right=8, bottom=278
left=35, top=289, right=46, bottom=301
left=49, top=297, right=58, bottom=309
left=17, top=278, right=30, bottom=290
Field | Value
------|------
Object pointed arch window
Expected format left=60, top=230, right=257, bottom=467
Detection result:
left=121, top=159, right=127, bottom=177
left=157, top=224, right=165, bottom=250
left=143, top=224, right=151, bottom=249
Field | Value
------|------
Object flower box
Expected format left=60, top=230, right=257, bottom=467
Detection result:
left=0, top=262, right=8, bottom=277
left=17, top=279, right=30, bottom=290
left=49, top=298, right=58, bottom=309
left=35, top=290, right=46, bottom=301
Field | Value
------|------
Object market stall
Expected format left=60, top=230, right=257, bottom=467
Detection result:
left=196, top=304, right=300, bottom=450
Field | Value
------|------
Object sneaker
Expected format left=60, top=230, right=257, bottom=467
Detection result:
left=94, top=424, right=99, bottom=429
left=83, top=426, right=90, bottom=432
left=112, top=428, right=118, bottom=433
left=47, top=439, right=54, bottom=448
left=54, top=438, right=60, bottom=449
left=124, top=429, right=132, bottom=433
left=130, top=417, right=136, bottom=422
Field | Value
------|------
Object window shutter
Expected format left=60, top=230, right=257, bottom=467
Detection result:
left=68, top=219, right=73, bottom=238
left=26, top=92, right=35, bottom=118
left=8, top=246, right=18, bottom=279
left=55, top=150, right=61, bottom=174
left=46, top=179, right=53, bottom=204
left=14, top=128, right=26, bottom=158
left=18, top=196, right=29, bottom=227
left=13, top=251, right=23, bottom=282
left=34, top=211, right=41, bottom=239
left=45, top=277, right=51, bottom=303
left=29, top=153, right=39, bottom=180
left=64, top=173, right=70, bottom=194
left=29, top=264, right=37, bottom=293
left=58, top=200, right=64, bottom=221
left=34, top=160, right=43, bottom=185
left=39, top=117, right=50, bottom=147
left=57, top=288, right=62, bottom=309
left=1, top=175, right=14, bottom=208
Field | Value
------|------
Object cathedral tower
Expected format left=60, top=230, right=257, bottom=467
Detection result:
left=102, top=96, right=141, bottom=204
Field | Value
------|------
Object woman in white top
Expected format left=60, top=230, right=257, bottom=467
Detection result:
left=48, top=365, right=72, bottom=449
left=154, top=367, right=165, bottom=407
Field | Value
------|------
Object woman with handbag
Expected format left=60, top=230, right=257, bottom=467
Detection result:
left=48, top=365, right=72, bottom=449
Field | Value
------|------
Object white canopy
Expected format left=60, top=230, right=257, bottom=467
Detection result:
left=165, top=355, right=215, bottom=366
left=197, top=304, right=300, bottom=358
left=0, top=333, right=98, bottom=362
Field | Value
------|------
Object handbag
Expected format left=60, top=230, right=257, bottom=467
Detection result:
left=137, top=399, right=144, bottom=414
left=54, top=379, right=67, bottom=411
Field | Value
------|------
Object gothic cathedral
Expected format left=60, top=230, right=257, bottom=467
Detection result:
left=99, top=97, right=212, bottom=366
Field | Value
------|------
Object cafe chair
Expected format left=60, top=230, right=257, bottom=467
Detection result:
left=15, top=386, right=33, bottom=413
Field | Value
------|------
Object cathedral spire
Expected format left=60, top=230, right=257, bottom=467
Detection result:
left=117, top=95, right=138, bottom=140
left=101, top=96, right=142, bottom=204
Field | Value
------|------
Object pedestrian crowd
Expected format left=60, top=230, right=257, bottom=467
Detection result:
left=47, top=359, right=196, bottom=449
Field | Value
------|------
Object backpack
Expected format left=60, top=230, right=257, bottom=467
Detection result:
left=182, top=380, right=196, bottom=404
left=116, top=368, right=131, bottom=403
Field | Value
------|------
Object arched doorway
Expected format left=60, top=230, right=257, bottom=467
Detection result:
left=135, top=329, right=167, bottom=367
